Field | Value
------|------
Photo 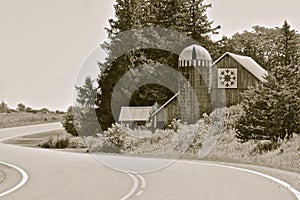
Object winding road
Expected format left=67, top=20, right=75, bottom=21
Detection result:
left=0, top=123, right=299, bottom=200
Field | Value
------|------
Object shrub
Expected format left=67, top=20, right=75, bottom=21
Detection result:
left=55, top=138, right=69, bottom=149
left=62, top=107, right=78, bottom=136
left=82, top=136, right=120, bottom=153
left=104, top=123, right=128, bottom=150
left=251, top=140, right=281, bottom=155
left=40, top=137, right=70, bottom=149
left=168, top=119, right=181, bottom=132
left=184, top=106, right=244, bottom=156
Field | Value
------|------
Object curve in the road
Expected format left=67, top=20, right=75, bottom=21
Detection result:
left=1, top=123, right=299, bottom=200
left=0, top=161, right=28, bottom=198
left=182, top=160, right=300, bottom=200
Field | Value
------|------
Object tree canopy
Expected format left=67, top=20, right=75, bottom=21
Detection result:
left=0, top=101, right=9, bottom=113
left=96, top=0, right=219, bottom=131
left=236, top=21, right=300, bottom=143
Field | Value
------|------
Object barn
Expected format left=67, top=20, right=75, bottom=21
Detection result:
left=151, top=45, right=267, bottom=127
left=118, top=44, right=267, bottom=129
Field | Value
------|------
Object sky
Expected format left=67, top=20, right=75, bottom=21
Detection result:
left=0, top=0, right=299, bottom=111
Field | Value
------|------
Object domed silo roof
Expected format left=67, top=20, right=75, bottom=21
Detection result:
left=179, top=44, right=211, bottom=67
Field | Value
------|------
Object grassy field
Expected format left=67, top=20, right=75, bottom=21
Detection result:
left=0, top=112, right=64, bottom=129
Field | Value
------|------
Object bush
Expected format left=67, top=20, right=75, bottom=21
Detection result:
left=236, top=72, right=300, bottom=143
left=62, top=106, right=78, bottom=136
left=168, top=119, right=181, bottom=132
left=104, top=123, right=127, bottom=150
left=183, top=106, right=244, bottom=156
left=55, top=138, right=69, bottom=149
left=251, top=140, right=281, bottom=155
left=83, top=136, right=121, bottom=153
left=40, top=137, right=70, bottom=149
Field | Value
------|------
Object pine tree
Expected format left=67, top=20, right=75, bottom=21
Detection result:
left=276, top=21, right=299, bottom=67
left=62, top=106, right=78, bottom=136
left=236, top=73, right=299, bottom=142
left=236, top=21, right=300, bottom=143
left=179, top=0, right=219, bottom=44
left=62, top=76, right=100, bottom=136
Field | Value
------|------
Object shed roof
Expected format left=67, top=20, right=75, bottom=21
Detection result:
left=119, top=106, right=152, bottom=122
left=212, top=52, right=267, bottom=82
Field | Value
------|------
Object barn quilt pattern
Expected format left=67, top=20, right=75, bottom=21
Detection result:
left=218, top=68, right=238, bottom=88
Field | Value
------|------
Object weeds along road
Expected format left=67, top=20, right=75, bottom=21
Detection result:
left=0, top=123, right=298, bottom=200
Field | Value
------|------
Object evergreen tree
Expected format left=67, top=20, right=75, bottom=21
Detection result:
left=62, top=106, right=78, bottom=136
left=275, top=20, right=299, bottom=67
left=236, top=72, right=300, bottom=142
left=62, top=76, right=100, bottom=136
left=236, top=21, right=300, bottom=143
left=75, top=76, right=100, bottom=136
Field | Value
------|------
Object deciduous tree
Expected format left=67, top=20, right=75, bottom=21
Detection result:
left=17, top=103, right=26, bottom=112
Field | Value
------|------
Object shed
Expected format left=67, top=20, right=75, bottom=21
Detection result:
left=118, top=106, right=153, bottom=128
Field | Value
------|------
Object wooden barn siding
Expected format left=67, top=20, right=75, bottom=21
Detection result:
left=211, top=55, right=261, bottom=107
left=166, top=99, right=180, bottom=122
left=193, top=66, right=211, bottom=115
left=156, top=98, right=180, bottom=123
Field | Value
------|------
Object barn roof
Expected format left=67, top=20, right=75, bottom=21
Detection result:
left=119, top=106, right=152, bottom=122
left=212, top=52, right=268, bottom=82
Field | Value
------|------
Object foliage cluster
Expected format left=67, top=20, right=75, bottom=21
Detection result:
left=236, top=21, right=300, bottom=143
left=214, top=21, right=300, bottom=70
left=62, top=76, right=100, bottom=137
left=0, top=101, right=9, bottom=113
left=0, top=101, right=61, bottom=114
left=40, top=137, right=70, bottom=149
left=100, top=122, right=187, bottom=155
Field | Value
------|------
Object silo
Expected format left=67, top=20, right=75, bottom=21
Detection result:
left=178, top=44, right=212, bottom=123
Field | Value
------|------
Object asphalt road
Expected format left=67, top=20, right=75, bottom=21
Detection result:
left=0, top=123, right=298, bottom=200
